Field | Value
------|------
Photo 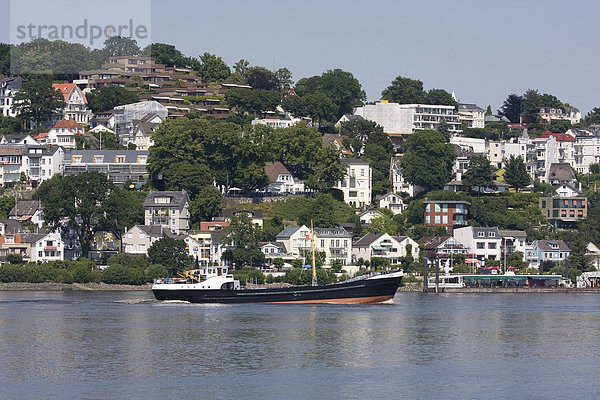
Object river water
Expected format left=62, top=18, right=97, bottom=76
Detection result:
left=0, top=291, right=599, bottom=399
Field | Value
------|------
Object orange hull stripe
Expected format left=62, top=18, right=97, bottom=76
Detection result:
left=263, top=295, right=394, bottom=304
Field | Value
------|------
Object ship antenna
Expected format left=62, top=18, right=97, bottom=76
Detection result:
left=311, top=220, right=317, bottom=286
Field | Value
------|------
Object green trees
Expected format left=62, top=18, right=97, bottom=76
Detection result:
left=12, top=74, right=65, bottom=129
left=381, top=76, right=425, bottom=104
left=381, top=76, right=455, bottom=106
left=225, top=88, right=281, bottom=117
left=147, top=237, right=194, bottom=277
left=223, top=214, right=263, bottom=268
left=399, top=130, right=456, bottom=191
left=295, top=69, right=365, bottom=119
left=198, top=52, right=231, bottom=82
left=34, top=172, right=114, bottom=258
left=141, top=43, right=199, bottom=69
left=297, top=194, right=355, bottom=228
left=463, top=155, right=495, bottom=192
left=86, top=86, right=139, bottom=114
left=103, top=36, right=140, bottom=57
left=149, top=117, right=268, bottom=191
left=0, top=195, right=16, bottom=219
left=303, top=92, right=337, bottom=125
left=305, top=145, right=347, bottom=191
left=583, top=107, right=600, bottom=125
left=504, top=155, right=531, bottom=190
left=189, top=185, right=224, bottom=226
left=246, top=66, right=279, bottom=91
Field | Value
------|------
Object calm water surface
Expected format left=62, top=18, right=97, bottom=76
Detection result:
left=0, top=291, right=599, bottom=399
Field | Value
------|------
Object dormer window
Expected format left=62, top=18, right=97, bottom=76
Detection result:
left=488, top=232, right=495, bottom=237
left=72, top=155, right=82, bottom=164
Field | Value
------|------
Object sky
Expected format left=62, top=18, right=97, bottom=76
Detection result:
left=3, top=0, right=600, bottom=114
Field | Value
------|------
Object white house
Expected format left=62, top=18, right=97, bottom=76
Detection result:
left=123, top=225, right=166, bottom=255
left=9, top=200, right=44, bottom=227
left=0, top=77, right=24, bottom=118
left=133, top=113, right=165, bottom=150
left=264, top=161, right=304, bottom=194
left=376, top=192, right=406, bottom=214
left=499, top=230, right=527, bottom=255
left=390, top=156, right=423, bottom=197
left=222, top=209, right=263, bottom=228
left=454, top=226, right=502, bottom=261
left=184, top=230, right=227, bottom=266
left=52, top=83, right=93, bottom=125
left=29, top=231, right=65, bottom=262
left=457, top=103, right=485, bottom=129
left=275, top=225, right=352, bottom=266
left=36, top=119, right=89, bottom=149
left=555, top=183, right=582, bottom=198
left=358, top=209, right=384, bottom=225
left=144, top=191, right=190, bottom=234
left=352, top=232, right=419, bottom=264
left=337, top=158, right=372, bottom=208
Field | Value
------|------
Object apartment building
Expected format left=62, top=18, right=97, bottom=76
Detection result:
left=144, top=191, right=190, bottom=234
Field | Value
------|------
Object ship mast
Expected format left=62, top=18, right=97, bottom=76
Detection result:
left=311, top=220, right=317, bottom=286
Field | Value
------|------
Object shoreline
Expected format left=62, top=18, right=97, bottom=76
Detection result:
left=0, top=282, right=152, bottom=291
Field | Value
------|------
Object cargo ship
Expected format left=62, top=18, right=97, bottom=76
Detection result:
left=152, top=221, right=403, bottom=304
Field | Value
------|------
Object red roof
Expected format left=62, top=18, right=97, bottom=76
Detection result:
left=52, top=83, right=88, bottom=104
left=52, top=119, right=84, bottom=130
left=540, top=131, right=575, bottom=142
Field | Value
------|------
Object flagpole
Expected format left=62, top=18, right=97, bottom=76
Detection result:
left=311, top=220, right=317, bottom=286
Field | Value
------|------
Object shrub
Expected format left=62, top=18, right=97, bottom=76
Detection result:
left=145, top=264, right=168, bottom=282
left=102, top=264, right=145, bottom=285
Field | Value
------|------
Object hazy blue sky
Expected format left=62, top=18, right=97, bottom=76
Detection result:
left=3, top=0, right=600, bottom=114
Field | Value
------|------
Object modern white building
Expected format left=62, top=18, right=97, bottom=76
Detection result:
left=337, top=158, right=372, bottom=208
left=352, top=101, right=462, bottom=135
left=251, top=116, right=301, bottom=129
left=454, top=226, right=502, bottom=261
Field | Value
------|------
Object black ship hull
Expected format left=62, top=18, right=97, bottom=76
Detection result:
left=153, top=274, right=403, bottom=304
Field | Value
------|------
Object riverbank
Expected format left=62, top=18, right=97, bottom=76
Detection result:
left=0, top=282, right=152, bottom=291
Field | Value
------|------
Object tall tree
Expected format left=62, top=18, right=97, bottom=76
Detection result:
left=34, top=172, right=114, bottom=257
left=102, top=36, right=140, bottom=57
left=275, top=67, right=294, bottom=90
left=381, top=76, right=425, bottom=104
left=303, top=92, right=336, bottom=125
left=568, top=240, right=590, bottom=272
left=583, top=107, right=600, bottom=125
left=462, top=155, right=496, bottom=192
left=399, top=130, right=455, bottom=191
left=189, top=185, right=224, bottom=226
left=86, top=86, right=139, bottom=113
left=198, top=52, right=231, bottom=82
left=305, top=145, right=346, bottom=191
left=504, top=155, right=531, bottom=191
left=102, top=188, right=145, bottom=251
left=425, top=88, right=457, bottom=106
left=148, top=237, right=194, bottom=277
left=12, top=74, right=65, bottom=129
left=224, top=214, right=261, bottom=250
left=498, top=93, right=523, bottom=123
left=295, top=69, right=365, bottom=119
left=246, top=66, right=279, bottom=90
left=141, top=43, right=199, bottom=69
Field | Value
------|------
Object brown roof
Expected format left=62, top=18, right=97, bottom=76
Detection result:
left=264, top=161, right=291, bottom=183
left=52, top=119, right=84, bottom=130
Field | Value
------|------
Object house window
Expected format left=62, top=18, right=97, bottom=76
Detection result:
left=137, top=156, right=147, bottom=164
left=477, top=242, right=485, bottom=249
left=72, top=156, right=82, bottom=164
left=478, top=232, right=485, bottom=237
left=425, top=215, right=430, bottom=224
left=115, top=155, right=126, bottom=163
left=434, top=215, right=440, bottom=224
left=488, top=243, right=497, bottom=249
left=442, top=215, right=448, bottom=225
left=93, top=155, right=104, bottom=163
